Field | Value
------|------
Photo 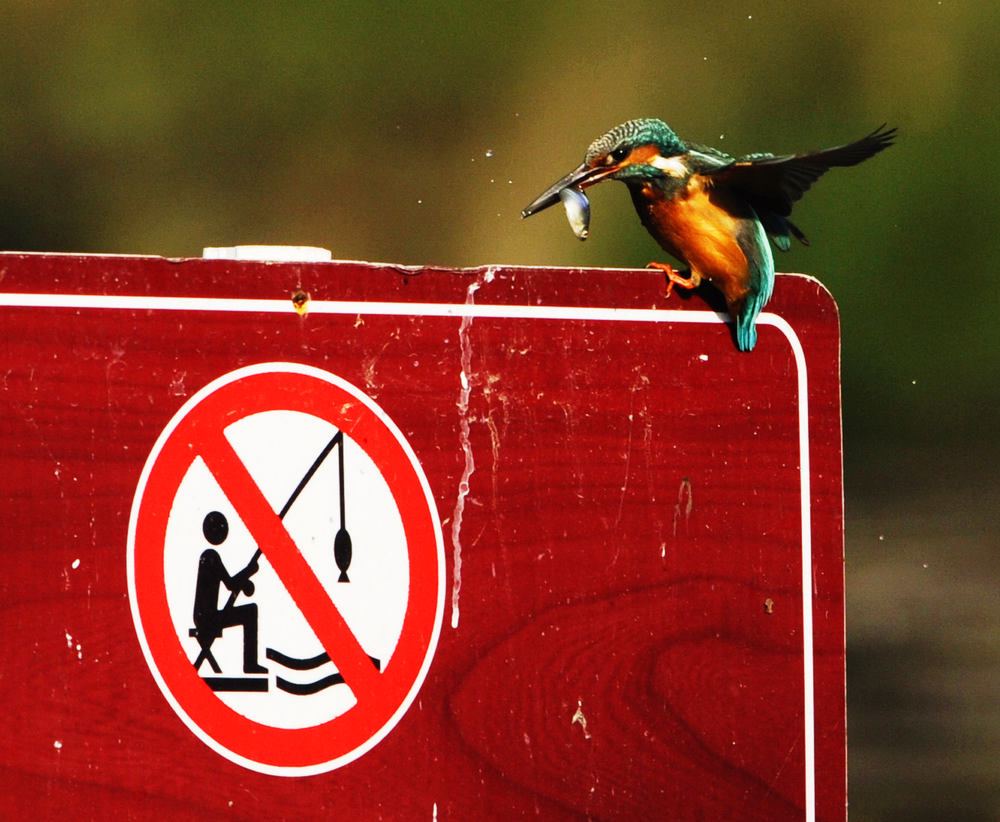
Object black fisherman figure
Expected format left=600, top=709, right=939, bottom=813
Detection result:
left=192, top=511, right=267, bottom=675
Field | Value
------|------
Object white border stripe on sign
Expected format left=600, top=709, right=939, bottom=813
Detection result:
left=0, top=291, right=816, bottom=821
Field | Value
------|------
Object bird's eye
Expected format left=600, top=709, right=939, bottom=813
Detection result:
left=608, top=146, right=629, bottom=164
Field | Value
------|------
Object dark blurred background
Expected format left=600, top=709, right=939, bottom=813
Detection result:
left=2, top=1, right=996, bottom=818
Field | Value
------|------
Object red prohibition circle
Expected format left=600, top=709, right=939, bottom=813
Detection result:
left=127, top=363, right=445, bottom=775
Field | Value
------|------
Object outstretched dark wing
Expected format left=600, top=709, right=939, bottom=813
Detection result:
left=707, top=125, right=896, bottom=218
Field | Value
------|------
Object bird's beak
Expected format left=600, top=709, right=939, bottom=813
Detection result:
left=521, top=162, right=614, bottom=219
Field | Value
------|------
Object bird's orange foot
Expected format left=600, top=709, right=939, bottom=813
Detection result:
left=646, top=262, right=700, bottom=298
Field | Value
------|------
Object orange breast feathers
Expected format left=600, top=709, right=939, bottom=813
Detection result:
left=637, top=176, right=751, bottom=302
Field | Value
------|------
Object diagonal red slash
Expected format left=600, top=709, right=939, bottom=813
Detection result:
left=198, top=425, right=382, bottom=699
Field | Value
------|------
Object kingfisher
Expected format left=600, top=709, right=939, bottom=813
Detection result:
left=522, top=119, right=895, bottom=351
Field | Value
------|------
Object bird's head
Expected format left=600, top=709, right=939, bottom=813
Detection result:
left=522, top=118, right=686, bottom=218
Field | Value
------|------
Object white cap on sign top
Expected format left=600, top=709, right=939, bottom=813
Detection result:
left=202, top=245, right=333, bottom=262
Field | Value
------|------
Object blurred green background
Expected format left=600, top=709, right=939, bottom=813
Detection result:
left=2, top=1, right=996, bottom=818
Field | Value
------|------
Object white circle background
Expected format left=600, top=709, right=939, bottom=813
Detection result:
left=164, top=409, right=410, bottom=728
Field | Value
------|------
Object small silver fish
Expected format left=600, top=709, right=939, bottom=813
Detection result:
left=559, top=186, right=590, bottom=240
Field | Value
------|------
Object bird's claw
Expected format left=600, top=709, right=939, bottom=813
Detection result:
left=646, top=261, right=698, bottom=298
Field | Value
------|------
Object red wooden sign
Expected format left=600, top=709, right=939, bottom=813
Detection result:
left=0, top=252, right=845, bottom=821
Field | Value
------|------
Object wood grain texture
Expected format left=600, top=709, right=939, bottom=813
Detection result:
left=0, top=254, right=844, bottom=820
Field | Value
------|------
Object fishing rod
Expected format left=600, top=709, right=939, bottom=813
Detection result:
left=221, top=429, right=347, bottom=612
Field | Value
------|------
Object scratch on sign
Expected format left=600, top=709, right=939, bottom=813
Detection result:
left=571, top=698, right=592, bottom=739
left=672, top=476, right=693, bottom=537
left=450, top=268, right=495, bottom=629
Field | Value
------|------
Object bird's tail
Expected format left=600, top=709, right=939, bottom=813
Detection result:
left=735, top=291, right=766, bottom=351
left=734, top=216, right=776, bottom=351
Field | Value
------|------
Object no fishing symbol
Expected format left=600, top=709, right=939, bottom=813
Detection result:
left=127, top=363, right=445, bottom=775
